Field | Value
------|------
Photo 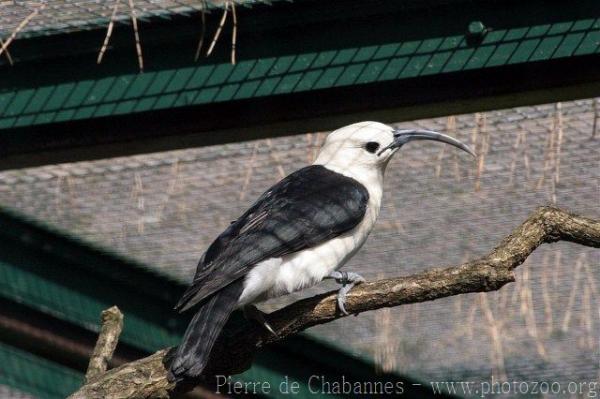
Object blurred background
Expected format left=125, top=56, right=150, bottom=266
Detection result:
left=0, top=1, right=598, bottom=398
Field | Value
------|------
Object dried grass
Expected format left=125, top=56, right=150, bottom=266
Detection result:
left=306, top=132, right=325, bottom=164
left=536, top=102, right=563, bottom=203
left=561, top=254, right=585, bottom=332
left=0, top=38, right=13, bottom=65
left=3, top=1, right=242, bottom=68
left=130, top=172, right=145, bottom=234
left=519, top=266, right=547, bottom=359
left=239, top=141, right=260, bottom=201
left=553, top=102, right=563, bottom=187
left=581, top=255, right=597, bottom=351
left=473, top=113, right=489, bottom=191
left=384, top=200, right=407, bottom=236
left=434, top=115, right=464, bottom=181
left=552, top=249, right=562, bottom=287
left=304, top=133, right=313, bottom=164
left=206, top=1, right=229, bottom=57
left=230, top=2, right=237, bottom=65
left=127, top=0, right=144, bottom=72
left=266, top=138, right=286, bottom=179
left=593, top=98, right=599, bottom=138
left=203, top=1, right=238, bottom=64
left=581, top=284, right=594, bottom=350
left=155, top=160, right=181, bottom=221
left=480, top=292, right=507, bottom=380
left=434, top=117, right=450, bottom=178
left=95, top=0, right=144, bottom=72
left=194, top=0, right=208, bottom=61
left=508, top=127, right=531, bottom=186
left=374, top=306, right=398, bottom=373
left=0, top=2, right=46, bottom=61
left=97, top=0, right=121, bottom=64
left=466, top=298, right=478, bottom=340
left=54, top=174, right=76, bottom=218
left=540, top=253, right=554, bottom=334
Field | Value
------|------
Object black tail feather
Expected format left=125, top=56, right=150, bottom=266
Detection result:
left=169, top=280, right=243, bottom=381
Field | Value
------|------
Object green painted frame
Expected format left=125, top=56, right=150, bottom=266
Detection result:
left=0, top=0, right=598, bottom=168
left=2, top=17, right=598, bottom=129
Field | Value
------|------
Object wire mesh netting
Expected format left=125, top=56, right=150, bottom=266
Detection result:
left=0, top=98, right=598, bottom=393
left=0, top=385, right=35, bottom=399
left=0, top=0, right=268, bottom=38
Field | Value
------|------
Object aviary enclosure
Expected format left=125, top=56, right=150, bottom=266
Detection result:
left=0, top=1, right=598, bottom=398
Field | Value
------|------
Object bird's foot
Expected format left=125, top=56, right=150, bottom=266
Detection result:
left=243, top=305, right=278, bottom=337
left=326, top=271, right=366, bottom=316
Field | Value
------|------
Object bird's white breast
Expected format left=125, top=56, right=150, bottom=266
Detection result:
left=238, top=188, right=381, bottom=307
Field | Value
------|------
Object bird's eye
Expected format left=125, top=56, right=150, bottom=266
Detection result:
left=364, top=142, right=380, bottom=153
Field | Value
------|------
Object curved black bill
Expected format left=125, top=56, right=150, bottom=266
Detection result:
left=378, top=129, right=476, bottom=157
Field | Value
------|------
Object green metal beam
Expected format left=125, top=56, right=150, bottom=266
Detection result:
left=2, top=3, right=598, bottom=125
left=0, top=0, right=598, bottom=169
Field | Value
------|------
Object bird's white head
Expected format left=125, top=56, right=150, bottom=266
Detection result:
left=314, top=121, right=474, bottom=184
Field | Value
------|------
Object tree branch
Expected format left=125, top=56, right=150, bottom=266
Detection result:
left=69, top=206, right=600, bottom=399
left=85, top=306, right=124, bottom=383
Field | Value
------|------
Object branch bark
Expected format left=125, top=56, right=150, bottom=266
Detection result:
left=69, top=206, right=600, bottom=399
left=85, top=306, right=124, bottom=383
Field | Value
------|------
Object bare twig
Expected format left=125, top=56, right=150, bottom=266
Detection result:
left=85, top=306, right=124, bottom=383
left=239, top=141, right=260, bottom=201
left=519, top=266, right=547, bottom=358
left=374, top=301, right=397, bottom=373
left=435, top=116, right=455, bottom=178
left=68, top=206, right=600, bottom=399
left=480, top=292, right=507, bottom=380
left=540, top=253, right=553, bottom=334
left=155, top=160, right=181, bottom=222
left=133, top=172, right=145, bottom=234
left=553, top=102, right=563, bottom=188
left=230, top=1, right=237, bottom=64
left=0, top=2, right=47, bottom=60
left=206, top=2, right=229, bottom=57
left=561, top=254, right=585, bottom=333
left=536, top=112, right=557, bottom=190
left=127, top=0, right=144, bottom=72
left=194, top=0, right=208, bottom=61
left=508, top=128, right=524, bottom=186
left=266, top=138, right=286, bottom=179
left=474, top=113, right=488, bottom=191
left=593, top=98, right=598, bottom=139
left=97, top=0, right=121, bottom=64
left=0, top=38, right=14, bottom=65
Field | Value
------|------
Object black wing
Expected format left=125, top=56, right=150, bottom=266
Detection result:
left=175, top=165, right=369, bottom=312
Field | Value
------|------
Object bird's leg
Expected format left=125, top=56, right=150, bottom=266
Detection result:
left=325, top=271, right=366, bottom=316
left=243, top=305, right=277, bottom=337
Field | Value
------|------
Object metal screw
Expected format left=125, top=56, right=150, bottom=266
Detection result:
left=468, top=21, right=487, bottom=37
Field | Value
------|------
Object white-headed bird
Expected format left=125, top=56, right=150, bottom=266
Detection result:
left=169, top=121, right=474, bottom=380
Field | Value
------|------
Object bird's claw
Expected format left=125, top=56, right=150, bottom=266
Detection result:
left=337, top=291, right=350, bottom=316
left=327, top=271, right=365, bottom=315
left=243, top=305, right=278, bottom=337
